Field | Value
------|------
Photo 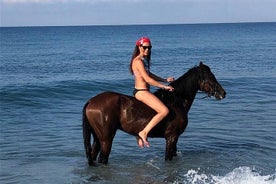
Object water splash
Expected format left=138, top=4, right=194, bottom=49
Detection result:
left=180, top=167, right=276, bottom=184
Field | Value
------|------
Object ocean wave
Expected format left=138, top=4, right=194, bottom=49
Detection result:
left=174, top=167, right=276, bottom=184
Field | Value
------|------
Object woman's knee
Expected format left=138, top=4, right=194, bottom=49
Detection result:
left=160, top=106, right=169, bottom=117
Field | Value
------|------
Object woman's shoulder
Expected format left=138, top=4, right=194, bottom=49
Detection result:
left=133, top=56, right=144, bottom=66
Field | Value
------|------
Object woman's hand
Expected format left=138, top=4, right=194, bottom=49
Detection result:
left=163, top=85, right=174, bottom=92
left=166, top=77, right=174, bottom=82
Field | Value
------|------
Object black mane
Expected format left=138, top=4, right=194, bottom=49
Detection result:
left=154, top=65, right=200, bottom=104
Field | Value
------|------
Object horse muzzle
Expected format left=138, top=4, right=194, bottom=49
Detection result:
left=213, top=84, right=226, bottom=100
left=199, top=78, right=226, bottom=100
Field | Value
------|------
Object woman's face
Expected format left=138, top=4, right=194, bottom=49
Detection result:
left=139, top=42, right=152, bottom=57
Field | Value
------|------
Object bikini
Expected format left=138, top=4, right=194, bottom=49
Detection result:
left=133, top=88, right=148, bottom=96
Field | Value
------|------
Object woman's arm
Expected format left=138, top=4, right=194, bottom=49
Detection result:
left=149, top=72, right=167, bottom=82
left=134, top=59, right=166, bottom=89
left=133, top=59, right=174, bottom=92
left=149, top=72, right=174, bottom=83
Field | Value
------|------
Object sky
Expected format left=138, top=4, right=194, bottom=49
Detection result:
left=1, top=0, right=276, bottom=27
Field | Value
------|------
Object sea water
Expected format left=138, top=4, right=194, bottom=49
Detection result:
left=0, top=23, right=275, bottom=183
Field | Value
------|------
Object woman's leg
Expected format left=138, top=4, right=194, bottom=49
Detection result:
left=135, top=91, right=169, bottom=147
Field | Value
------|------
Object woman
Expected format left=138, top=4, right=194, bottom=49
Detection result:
left=129, top=37, right=174, bottom=148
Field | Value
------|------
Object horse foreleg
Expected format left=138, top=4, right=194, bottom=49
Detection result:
left=172, top=137, right=178, bottom=157
left=165, top=136, right=178, bottom=161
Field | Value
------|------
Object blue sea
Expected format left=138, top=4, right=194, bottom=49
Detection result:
left=0, top=23, right=275, bottom=184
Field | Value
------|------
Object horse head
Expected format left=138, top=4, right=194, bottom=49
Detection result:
left=197, top=62, right=226, bottom=100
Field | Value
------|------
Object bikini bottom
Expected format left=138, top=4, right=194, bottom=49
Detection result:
left=133, top=88, right=148, bottom=96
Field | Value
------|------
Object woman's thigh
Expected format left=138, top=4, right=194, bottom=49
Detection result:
left=135, top=91, right=167, bottom=112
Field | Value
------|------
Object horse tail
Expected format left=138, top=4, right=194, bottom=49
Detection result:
left=82, top=101, right=93, bottom=165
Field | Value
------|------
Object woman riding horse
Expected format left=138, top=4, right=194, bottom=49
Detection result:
left=83, top=62, right=226, bottom=165
left=130, top=37, right=174, bottom=148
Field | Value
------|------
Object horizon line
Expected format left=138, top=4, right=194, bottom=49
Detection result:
left=1, top=21, right=275, bottom=28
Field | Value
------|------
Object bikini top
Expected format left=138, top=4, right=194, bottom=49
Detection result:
left=133, top=57, right=149, bottom=77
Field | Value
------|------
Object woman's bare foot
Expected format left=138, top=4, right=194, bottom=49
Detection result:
left=136, top=136, right=144, bottom=148
left=138, top=131, right=150, bottom=147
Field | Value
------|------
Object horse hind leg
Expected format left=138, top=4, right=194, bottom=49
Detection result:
left=95, top=119, right=117, bottom=164
left=98, top=140, right=113, bottom=164
left=84, top=121, right=101, bottom=165
left=91, top=131, right=100, bottom=161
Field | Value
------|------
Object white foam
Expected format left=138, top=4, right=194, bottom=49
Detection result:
left=180, top=167, right=276, bottom=184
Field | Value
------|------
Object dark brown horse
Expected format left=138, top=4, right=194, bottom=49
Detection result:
left=82, top=62, right=226, bottom=165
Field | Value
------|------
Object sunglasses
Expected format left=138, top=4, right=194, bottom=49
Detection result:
left=141, top=45, right=152, bottom=50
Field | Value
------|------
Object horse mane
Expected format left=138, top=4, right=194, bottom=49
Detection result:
left=154, top=65, right=199, bottom=105
left=169, top=65, right=199, bottom=91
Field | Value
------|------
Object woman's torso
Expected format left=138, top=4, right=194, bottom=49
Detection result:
left=132, top=57, right=149, bottom=89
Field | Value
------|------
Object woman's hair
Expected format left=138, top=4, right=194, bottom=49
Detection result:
left=129, top=45, right=151, bottom=74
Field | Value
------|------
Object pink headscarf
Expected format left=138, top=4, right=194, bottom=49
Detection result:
left=136, top=37, right=151, bottom=46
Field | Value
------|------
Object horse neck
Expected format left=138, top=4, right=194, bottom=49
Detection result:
left=172, top=70, right=199, bottom=112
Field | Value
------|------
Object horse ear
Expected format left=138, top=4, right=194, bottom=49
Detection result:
left=199, top=61, right=203, bottom=66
